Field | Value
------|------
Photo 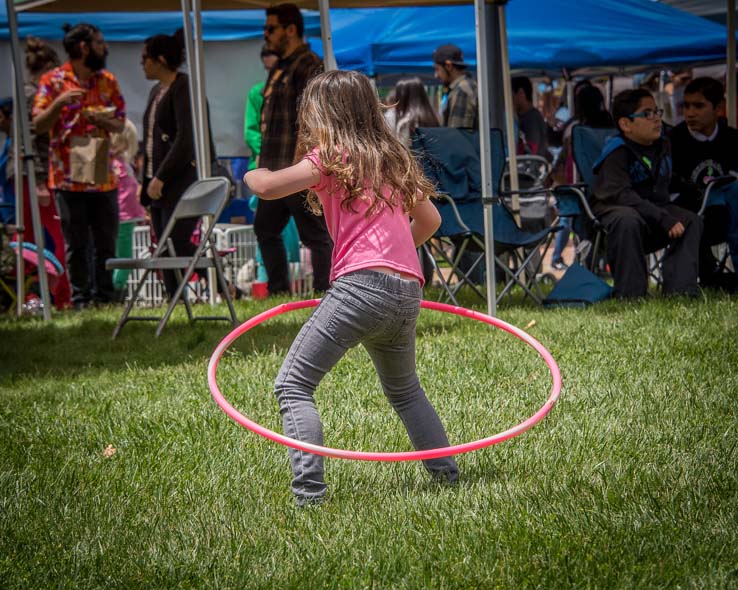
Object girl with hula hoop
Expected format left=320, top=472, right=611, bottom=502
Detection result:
left=245, top=70, right=458, bottom=507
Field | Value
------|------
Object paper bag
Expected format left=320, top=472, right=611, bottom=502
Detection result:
left=69, top=135, right=110, bottom=185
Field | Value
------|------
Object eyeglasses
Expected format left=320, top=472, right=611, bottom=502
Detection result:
left=264, top=24, right=283, bottom=34
left=629, top=108, right=664, bottom=121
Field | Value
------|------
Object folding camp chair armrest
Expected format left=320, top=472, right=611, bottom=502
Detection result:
left=699, top=175, right=737, bottom=215
left=437, top=193, right=473, bottom=233
left=552, top=184, right=598, bottom=222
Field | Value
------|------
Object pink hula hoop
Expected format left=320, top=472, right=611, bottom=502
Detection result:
left=208, top=299, right=562, bottom=462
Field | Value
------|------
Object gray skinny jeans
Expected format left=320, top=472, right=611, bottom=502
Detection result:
left=275, top=270, right=459, bottom=501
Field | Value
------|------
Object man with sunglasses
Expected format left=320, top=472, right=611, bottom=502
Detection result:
left=591, top=88, right=702, bottom=299
left=254, top=3, right=332, bottom=296
left=669, top=77, right=738, bottom=291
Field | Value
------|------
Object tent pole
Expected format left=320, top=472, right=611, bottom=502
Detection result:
left=12, top=69, right=25, bottom=317
left=192, top=0, right=211, bottom=176
left=475, top=0, right=496, bottom=317
left=727, top=0, right=736, bottom=127
left=318, top=0, right=337, bottom=71
left=181, top=0, right=204, bottom=180
left=6, top=0, right=51, bottom=320
left=497, top=1, right=519, bottom=221
left=192, top=0, right=216, bottom=304
left=182, top=0, right=216, bottom=305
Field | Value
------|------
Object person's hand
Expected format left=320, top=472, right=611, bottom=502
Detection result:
left=147, top=177, right=164, bottom=200
left=86, top=111, right=106, bottom=127
left=53, top=88, right=84, bottom=109
left=668, top=221, right=685, bottom=239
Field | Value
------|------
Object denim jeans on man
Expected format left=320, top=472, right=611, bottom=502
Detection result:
left=275, top=270, right=459, bottom=502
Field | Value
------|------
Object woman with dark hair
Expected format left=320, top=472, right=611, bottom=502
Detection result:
left=386, top=77, right=440, bottom=146
left=140, top=29, right=213, bottom=297
left=548, top=83, right=613, bottom=270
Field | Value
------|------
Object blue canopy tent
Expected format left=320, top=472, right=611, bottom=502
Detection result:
left=4, top=1, right=729, bottom=75
left=325, top=1, right=734, bottom=75
left=0, top=5, right=321, bottom=41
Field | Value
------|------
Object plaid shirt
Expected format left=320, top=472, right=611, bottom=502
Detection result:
left=259, top=44, right=322, bottom=171
left=443, top=74, right=478, bottom=130
left=33, top=62, right=126, bottom=193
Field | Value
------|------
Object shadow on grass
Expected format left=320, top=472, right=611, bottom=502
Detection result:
left=0, top=297, right=494, bottom=381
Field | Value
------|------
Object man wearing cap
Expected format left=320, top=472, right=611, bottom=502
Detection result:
left=433, top=44, right=478, bottom=130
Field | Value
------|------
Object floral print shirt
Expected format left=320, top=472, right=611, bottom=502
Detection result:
left=33, top=62, right=126, bottom=193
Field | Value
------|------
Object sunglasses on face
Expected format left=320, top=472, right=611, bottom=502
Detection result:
left=264, top=24, right=283, bottom=34
left=629, top=108, right=664, bottom=121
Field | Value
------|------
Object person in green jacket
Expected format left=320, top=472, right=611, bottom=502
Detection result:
left=244, top=45, right=278, bottom=172
left=245, top=44, right=301, bottom=288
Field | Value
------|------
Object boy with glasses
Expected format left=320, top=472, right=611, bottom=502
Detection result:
left=591, top=88, right=702, bottom=299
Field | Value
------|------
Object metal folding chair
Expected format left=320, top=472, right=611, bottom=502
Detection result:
left=106, top=177, right=238, bottom=338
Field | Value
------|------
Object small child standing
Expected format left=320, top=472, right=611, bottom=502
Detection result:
left=245, top=70, right=459, bottom=506
left=111, top=119, right=146, bottom=296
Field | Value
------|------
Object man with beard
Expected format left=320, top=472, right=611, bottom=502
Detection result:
left=254, top=3, right=332, bottom=295
left=33, top=23, right=125, bottom=309
left=432, top=43, right=478, bottom=130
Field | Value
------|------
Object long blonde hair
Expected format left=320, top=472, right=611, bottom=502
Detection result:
left=296, top=70, right=436, bottom=216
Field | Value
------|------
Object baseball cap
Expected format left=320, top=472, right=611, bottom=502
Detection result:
left=433, top=44, right=468, bottom=67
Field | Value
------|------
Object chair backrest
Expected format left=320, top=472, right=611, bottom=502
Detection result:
left=155, top=177, right=231, bottom=255
left=412, top=127, right=482, bottom=203
left=571, top=125, right=618, bottom=187
left=171, top=177, right=232, bottom=221
left=412, top=127, right=530, bottom=240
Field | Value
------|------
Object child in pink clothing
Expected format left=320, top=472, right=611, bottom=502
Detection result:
left=245, top=70, right=458, bottom=506
left=111, top=120, right=145, bottom=293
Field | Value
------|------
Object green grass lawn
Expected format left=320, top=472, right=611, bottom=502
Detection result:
left=1, top=292, right=737, bottom=589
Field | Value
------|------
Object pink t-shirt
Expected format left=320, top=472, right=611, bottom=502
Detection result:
left=113, top=156, right=145, bottom=222
left=305, top=149, right=424, bottom=285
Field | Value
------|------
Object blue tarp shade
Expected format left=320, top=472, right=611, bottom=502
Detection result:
left=328, top=0, right=733, bottom=74
left=0, top=7, right=321, bottom=41
left=0, top=0, right=733, bottom=72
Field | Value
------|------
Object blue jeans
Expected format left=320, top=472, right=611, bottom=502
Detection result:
left=552, top=217, right=573, bottom=263
left=275, top=270, right=459, bottom=501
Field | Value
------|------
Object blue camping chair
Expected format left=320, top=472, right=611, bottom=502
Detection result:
left=551, top=125, right=618, bottom=274
left=697, top=175, right=738, bottom=276
left=412, top=127, right=560, bottom=305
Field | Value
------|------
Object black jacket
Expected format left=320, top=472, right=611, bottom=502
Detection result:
left=141, top=72, right=215, bottom=209
left=592, top=135, right=677, bottom=232
left=669, top=119, right=738, bottom=211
